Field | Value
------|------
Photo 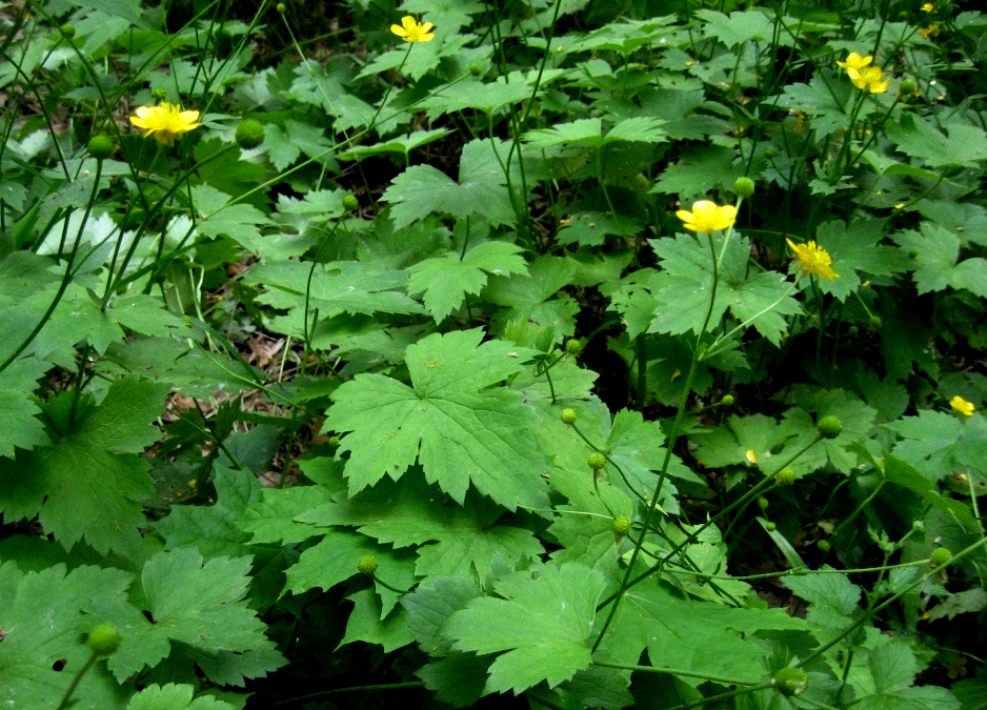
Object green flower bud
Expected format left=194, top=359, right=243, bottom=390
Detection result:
left=328, top=435, right=341, bottom=447
left=588, top=452, right=607, bottom=471
left=276, top=2, right=287, bottom=13
left=357, top=555, right=378, bottom=575
left=758, top=497, right=770, bottom=511
left=235, top=119, right=265, bottom=150
left=816, top=415, right=843, bottom=440
left=612, top=515, right=631, bottom=536
left=561, top=408, right=578, bottom=426
left=87, top=135, right=114, bottom=160
left=773, top=667, right=808, bottom=696
left=720, top=394, right=735, bottom=406
left=912, top=520, right=925, bottom=532
left=468, top=63, right=484, bottom=76
left=60, top=24, right=76, bottom=39
left=342, top=195, right=359, bottom=211
left=766, top=521, right=777, bottom=531
left=817, top=539, right=831, bottom=552
left=86, top=623, right=122, bottom=656
left=734, top=176, right=755, bottom=198
left=900, top=77, right=917, bottom=95
left=775, top=467, right=796, bottom=486
left=929, top=547, right=952, bottom=568
left=847, top=325, right=859, bottom=337
left=151, top=88, right=168, bottom=102
left=565, top=339, right=583, bottom=355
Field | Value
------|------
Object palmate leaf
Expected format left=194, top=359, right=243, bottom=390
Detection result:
left=128, top=684, right=235, bottom=710
left=245, top=260, right=424, bottom=326
left=885, top=114, right=987, bottom=168
left=154, top=466, right=264, bottom=558
left=444, top=563, right=607, bottom=694
left=814, top=220, right=912, bottom=301
left=647, top=233, right=800, bottom=345
left=324, top=328, right=550, bottom=510
left=597, top=582, right=807, bottom=685
left=408, top=241, right=528, bottom=322
left=0, top=377, right=169, bottom=557
left=297, top=475, right=544, bottom=579
left=0, top=561, right=147, bottom=708
left=892, top=223, right=987, bottom=298
left=0, top=357, right=50, bottom=457
left=382, top=139, right=518, bottom=229
left=117, top=548, right=285, bottom=685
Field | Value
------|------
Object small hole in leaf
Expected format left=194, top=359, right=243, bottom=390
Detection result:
left=52, top=658, right=67, bottom=671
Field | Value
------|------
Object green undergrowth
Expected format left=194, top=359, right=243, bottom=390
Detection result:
left=1, top=0, right=986, bottom=708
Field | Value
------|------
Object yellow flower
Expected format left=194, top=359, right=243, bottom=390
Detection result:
left=950, top=396, right=975, bottom=417
left=390, top=16, right=435, bottom=43
left=745, top=449, right=758, bottom=464
left=921, top=2, right=934, bottom=12
left=847, top=65, right=891, bottom=94
left=675, top=200, right=738, bottom=233
left=786, top=239, right=839, bottom=280
left=129, top=102, right=201, bottom=146
left=836, top=52, right=873, bottom=71
left=918, top=24, right=940, bottom=39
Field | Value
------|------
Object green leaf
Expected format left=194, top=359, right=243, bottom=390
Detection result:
left=262, top=119, right=334, bottom=172
left=129, top=684, right=236, bottom=710
left=598, top=582, right=805, bottom=684
left=882, top=454, right=977, bottom=530
left=421, top=76, right=534, bottom=117
left=697, top=9, right=780, bottom=47
left=814, top=220, right=912, bottom=301
left=338, top=129, right=449, bottom=161
left=190, top=185, right=278, bottom=258
left=647, top=233, right=800, bottom=345
left=285, top=528, right=417, bottom=614
left=0, top=378, right=169, bottom=556
left=403, top=576, right=482, bottom=656
left=892, top=223, right=987, bottom=297
left=417, top=653, right=491, bottom=707
left=651, top=145, right=746, bottom=197
left=0, top=561, right=145, bottom=707
left=444, top=563, right=607, bottom=693
left=245, top=260, right=424, bottom=330
left=382, top=139, right=518, bottom=229
left=132, top=549, right=285, bottom=683
left=885, top=114, right=987, bottom=168
left=784, top=566, right=862, bottom=631
left=408, top=241, right=528, bottom=322
left=339, top=589, right=415, bottom=652
left=298, top=476, right=544, bottom=580
left=154, top=466, right=263, bottom=558
left=325, top=329, right=550, bottom=510
left=0, top=357, right=50, bottom=457
left=885, top=411, right=963, bottom=482
left=855, top=640, right=961, bottom=710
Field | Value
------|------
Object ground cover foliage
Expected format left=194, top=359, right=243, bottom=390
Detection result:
left=1, top=0, right=986, bottom=707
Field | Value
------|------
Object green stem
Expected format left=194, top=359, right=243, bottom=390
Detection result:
left=55, top=652, right=97, bottom=710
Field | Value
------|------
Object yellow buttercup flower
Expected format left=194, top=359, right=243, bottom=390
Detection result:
left=129, top=102, right=201, bottom=146
left=847, top=65, right=891, bottom=94
left=950, top=396, right=975, bottom=417
left=836, top=52, right=873, bottom=71
left=390, top=16, right=435, bottom=43
left=921, top=2, right=934, bottom=12
left=786, top=239, right=839, bottom=281
left=918, top=24, right=940, bottom=39
left=675, top=200, right=737, bottom=233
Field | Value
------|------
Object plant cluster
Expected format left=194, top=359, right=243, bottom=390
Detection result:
left=1, top=0, right=986, bottom=708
